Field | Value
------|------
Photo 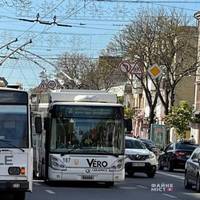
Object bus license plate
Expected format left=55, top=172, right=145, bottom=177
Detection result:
left=82, top=175, right=94, bottom=180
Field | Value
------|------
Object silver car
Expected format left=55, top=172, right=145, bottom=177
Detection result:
left=184, top=146, right=200, bottom=192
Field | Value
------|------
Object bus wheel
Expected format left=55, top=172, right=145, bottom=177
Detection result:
left=105, top=181, right=114, bottom=187
left=13, top=192, right=26, bottom=200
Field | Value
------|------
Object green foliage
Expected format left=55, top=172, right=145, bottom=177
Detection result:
left=117, top=96, right=124, bottom=104
left=165, top=101, right=192, bottom=139
left=124, top=106, right=135, bottom=119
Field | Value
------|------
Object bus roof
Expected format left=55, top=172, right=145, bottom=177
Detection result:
left=50, top=89, right=118, bottom=104
left=0, top=87, right=26, bottom=93
left=52, top=102, right=123, bottom=107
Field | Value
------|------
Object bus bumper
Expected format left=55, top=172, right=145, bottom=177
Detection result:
left=48, top=168, right=125, bottom=182
left=0, top=180, right=30, bottom=192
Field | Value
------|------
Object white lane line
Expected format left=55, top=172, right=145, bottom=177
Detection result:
left=119, top=186, right=137, bottom=190
left=33, top=179, right=45, bottom=183
left=136, top=185, right=148, bottom=189
left=162, top=193, right=177, bottom=199
left=157, top=171, right=184, bottom=180
left=45, top=190, right=55, bottom=194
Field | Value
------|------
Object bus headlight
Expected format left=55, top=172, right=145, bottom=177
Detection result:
left=49, top=155, right=67, bottom=171
left=110, top=159, right=124, bottom=171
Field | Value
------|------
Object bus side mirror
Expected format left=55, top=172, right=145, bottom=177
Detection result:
left=35, top=116, right=42, bottom=134
left=44, top=117, right=50, bottom=132
left=124, top=119, right=132, bottom=132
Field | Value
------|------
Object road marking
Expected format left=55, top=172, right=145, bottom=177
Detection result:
left=157, top=171, right=184, bottom=180
left=162, top=193, right=177, bottom=199
left=33, top=179, right=45, bottom=183
left=136, top=185, right=148, bottom=189
left=45, top=190, right=55, bottom=194
left=119, top=186, right=137, bottom=190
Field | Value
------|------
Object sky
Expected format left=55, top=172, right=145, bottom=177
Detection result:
left=0, top=0, right=199, bottom=90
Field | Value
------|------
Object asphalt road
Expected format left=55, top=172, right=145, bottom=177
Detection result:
left=2, top=170, right=200, bottom=200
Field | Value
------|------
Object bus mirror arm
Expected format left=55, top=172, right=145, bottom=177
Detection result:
left=44, top=117, right=50, bottom=132
left=35, top=116, right=42, bottom=134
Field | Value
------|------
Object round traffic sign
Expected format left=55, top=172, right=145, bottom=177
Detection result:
left=47, top=80, right=57, bottom=89
left=119, top=61, right=131, bottom=73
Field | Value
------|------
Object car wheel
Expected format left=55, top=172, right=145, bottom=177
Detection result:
left=147, top=171, right=156, bottom=178
left=184, top=172, right=191, bottom=189
left=167, top=161, right=174, bottom=172
left=105, top=181, right=114, bottom=187
left=158, top=160, right=163, bottom=170
left=196, top=175, right=200, bottom=192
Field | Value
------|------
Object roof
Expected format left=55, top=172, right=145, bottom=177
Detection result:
left=125, top=136, right=138, bottom=141
left=50, top=89, right=118, bottom=104
left=52, top=102, right=123, bottom=107
left=0, top=87, right=26, bottom=93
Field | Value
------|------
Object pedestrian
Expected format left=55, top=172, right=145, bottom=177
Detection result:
left=189, top=135, right=196, bottom=144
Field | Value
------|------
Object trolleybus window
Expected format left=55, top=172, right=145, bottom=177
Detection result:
left=50, top=106, right=124, bottom=155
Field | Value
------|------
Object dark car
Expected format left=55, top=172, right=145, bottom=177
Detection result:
left=158, top=141, right=198, bottom=172
left=140, top=139, right=160, bottom=157
left=184, top=146, right=200, bottom=192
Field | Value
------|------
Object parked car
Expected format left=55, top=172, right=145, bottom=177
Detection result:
left=184, top=146, right=200, bottom=192
left=125, top=136, right=158, bottom=178
left=184, top=147, right=200, bottom=192
left=140, top=138, right=160, bottom=157
left=158, top=140, right=198, bottom=172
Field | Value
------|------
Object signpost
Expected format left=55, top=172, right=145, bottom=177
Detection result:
left=119, top=60, right=131, bottom=73
left=47, top=80, right=57, bottom=89
left=119, top=59, right=144, bottom=77
left=148, top=64, right=162, bottom=79
left=119, top=60, right=162, bottom=79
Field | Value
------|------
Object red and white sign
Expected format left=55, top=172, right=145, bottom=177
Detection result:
left=47, top=80, right=57, bottom=89
left=119, top=61, right=131, bottom=73
left=129, top=60, right=144, bottom=76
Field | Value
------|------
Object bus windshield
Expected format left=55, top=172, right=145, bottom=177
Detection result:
left=0, top=105, right=28, bottom=148
left=50, top=106, right=124, bottom=155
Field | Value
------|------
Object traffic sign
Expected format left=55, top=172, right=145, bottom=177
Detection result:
left=38, top=80, right=47, bottom=89
left=119, top=61, right=131, bottom=73
left=148, top=64, right=162, bottom=79
left=47, top=80, right=57, bottom=89
left=129, top=60, right=144, bottom=76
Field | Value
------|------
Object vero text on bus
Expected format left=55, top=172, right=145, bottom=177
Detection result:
left=87, top=159, right=108, bottom=168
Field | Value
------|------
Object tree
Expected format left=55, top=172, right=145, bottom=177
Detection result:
left=56, top=52, right=97, bottom=89
left=165, top=101, right=192, bottom=139
left=124, top=106, right=135, bottom=119
left=56, top=53, right=126, bottom=90
left=107, top=8, right=198, bottom=118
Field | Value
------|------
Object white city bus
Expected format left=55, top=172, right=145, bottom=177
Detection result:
left=0, top=88, right=33, bottom=200
left=32, top=90, right=125, bottom=186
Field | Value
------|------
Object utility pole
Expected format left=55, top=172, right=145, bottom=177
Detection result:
left=192, top=11, right=200, bottom=144
left=194, top=11, right=200, bottom=111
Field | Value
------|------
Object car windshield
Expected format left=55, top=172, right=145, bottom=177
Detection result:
left=175, top=143, right=198, bottom=151
left=125, top=139, right=146, bottom=149
left=140, top=139, right=156, bottom=147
